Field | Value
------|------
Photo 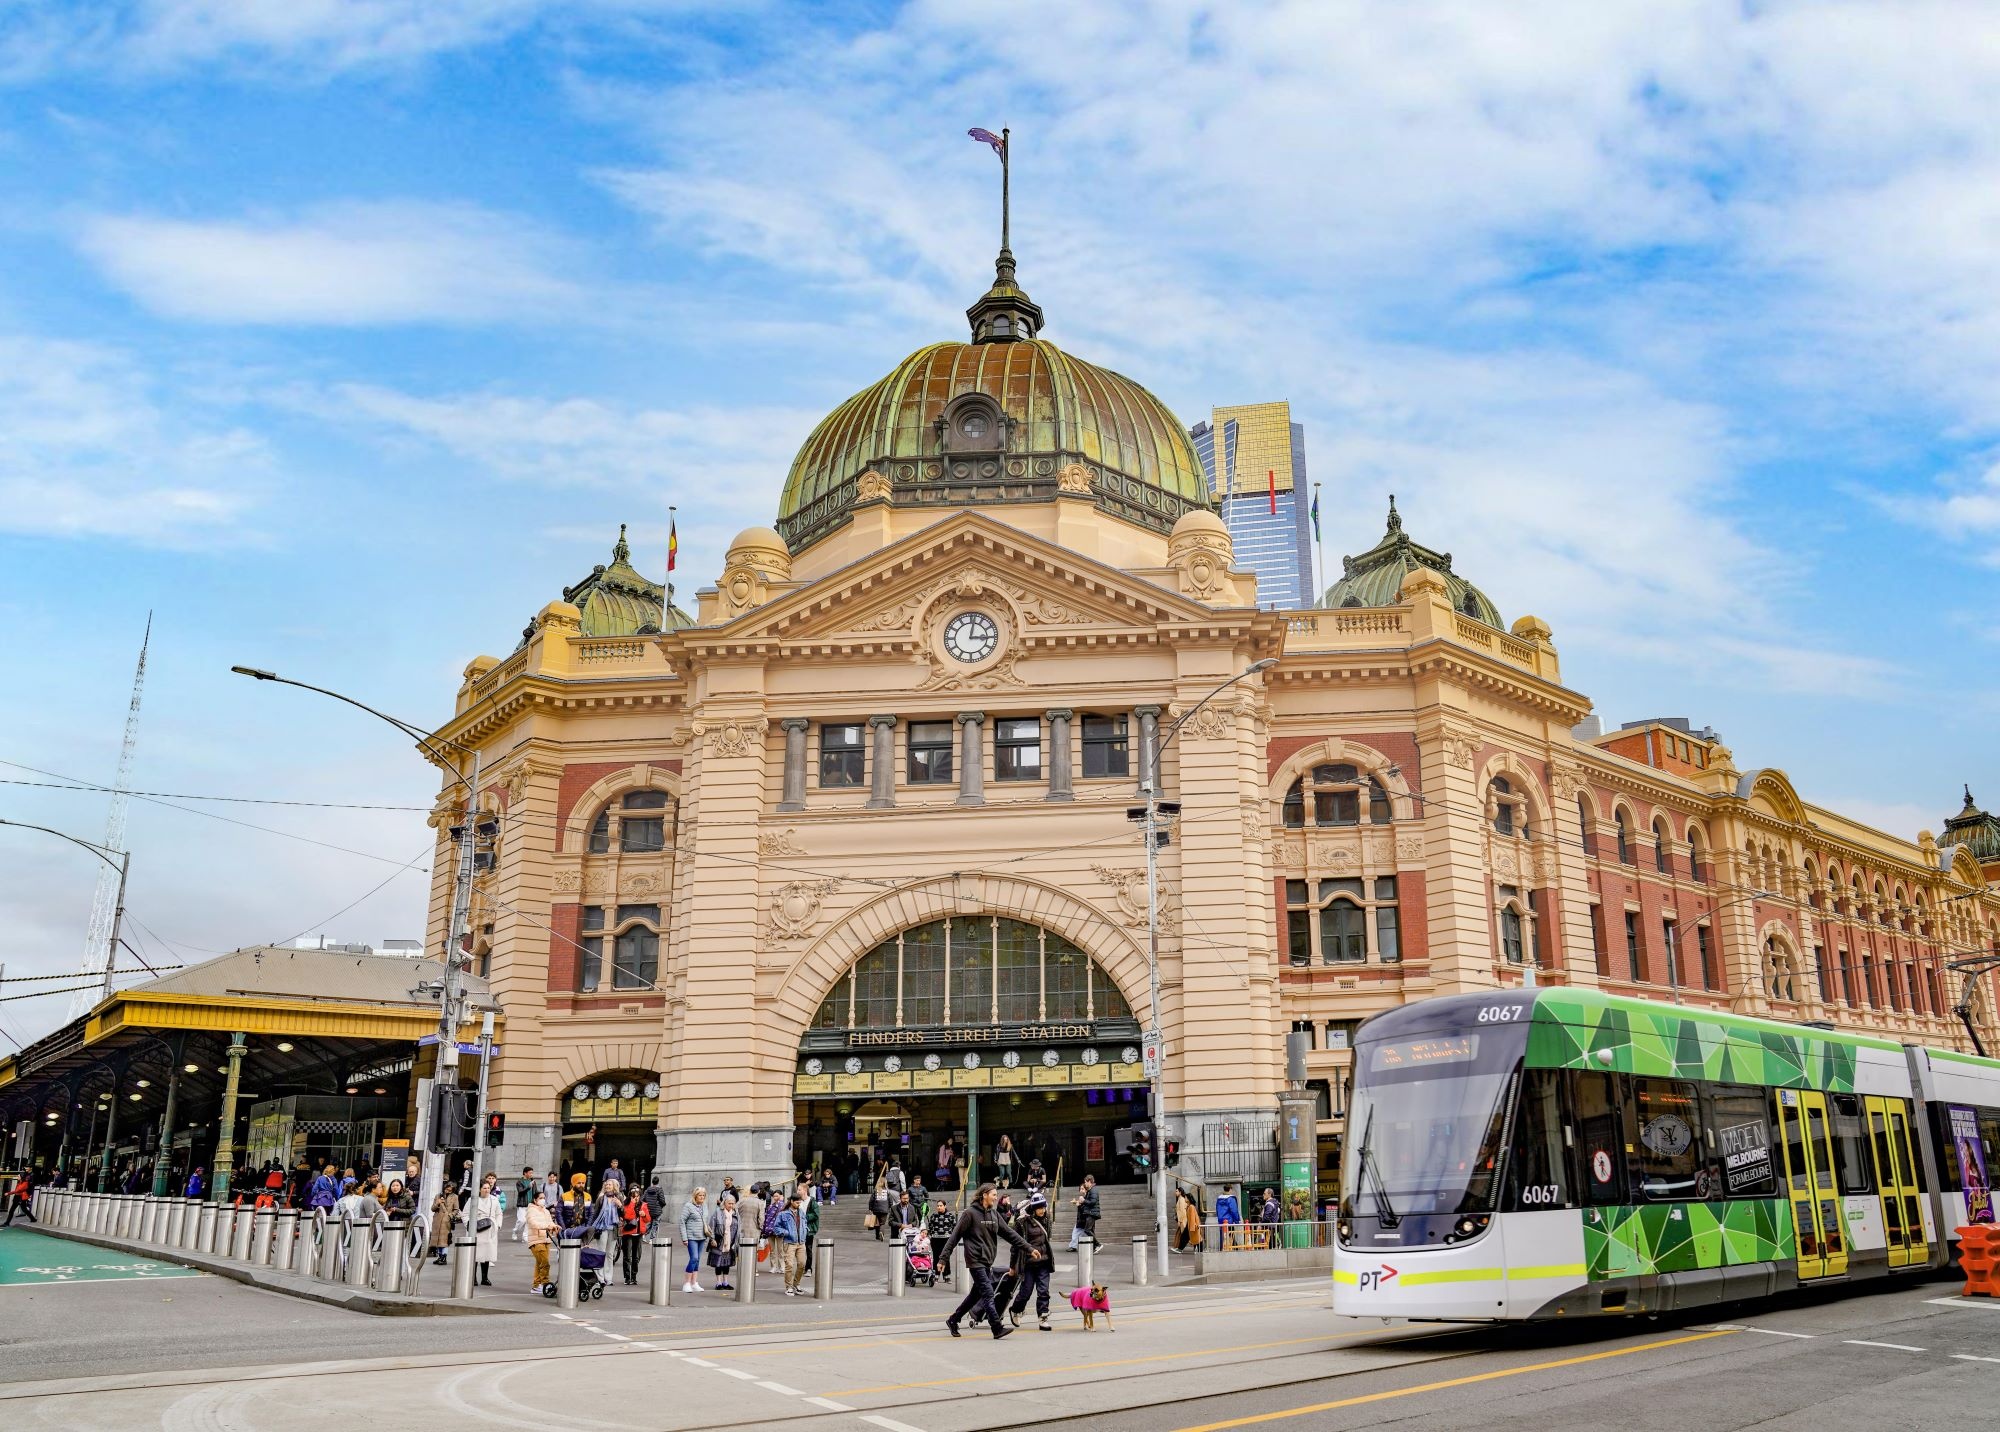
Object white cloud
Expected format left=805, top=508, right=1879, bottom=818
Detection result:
left=0, top=334, right=267, bottom=545
left=78, top=202, right=581, bottom=326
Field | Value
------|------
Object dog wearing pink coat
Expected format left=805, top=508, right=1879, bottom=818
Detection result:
left=1068, top=1281, right=1114, bottom=1330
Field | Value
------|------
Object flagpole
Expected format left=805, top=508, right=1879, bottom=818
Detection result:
left=1313, top=481, right=1323, bottom=601
left=1000, top=127, right=1010, bottom=254
left=664, top=504, right=677, bottom=631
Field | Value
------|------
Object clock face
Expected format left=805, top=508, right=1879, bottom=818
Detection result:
left=1001, top=1050, right=1021, bottom=1069
left=803, top=1059, right=822, bottom=1077
left=1080, top=1048, right=1101, bottom=1066
left=595, top=1081, right=615, bottom=1100
left=844, top=1056, right=864, bottom=1075
left=573, top=1083, right=593, bottom=1101
left=923, top=1053, right=943, bottom=1072
left=643, top=1080, right=661, bottom=1099
left=962, top=1052, right=982, bottom=1070
left=942, top=611, right=999, bottom=664
left=1040, top=1049, right=1061, bottom=1068
left=1121, top=1046, right=1140, bottom=1065
left=883, top=1055, right=902, bottom=1073
left=618, top=1081, right=639, bottom=1099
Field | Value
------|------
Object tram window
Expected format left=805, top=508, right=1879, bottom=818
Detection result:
left=1631, top=1078, right=1703, bottom=1202
left=1704, top=1085, right=1777, bottom=1198
left=1572, top=1071, right=1627, bottom=1206
left=1830, top=1093, right=1873, bottom=1195
left=1507, top=1068, right=1570, bottom=1209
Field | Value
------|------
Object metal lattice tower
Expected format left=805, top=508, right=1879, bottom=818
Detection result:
left=67, top=614, right=149, bottom=1019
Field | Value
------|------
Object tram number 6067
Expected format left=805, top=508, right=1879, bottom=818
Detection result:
left=1476, top=1004, right=1526, bottom=1023
left=1519, top=1184, right=1561, bottom=1205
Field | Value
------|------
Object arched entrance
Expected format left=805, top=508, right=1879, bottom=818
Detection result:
left=561, top=1071, right=661, bottom=1188
left=795, top=916, right=1148, bottom=1190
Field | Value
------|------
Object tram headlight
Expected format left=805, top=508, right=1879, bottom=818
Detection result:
left=1337, top=1220, right=1352, bottom=1243
left=1448, top=1214, right=1490, bottom=1242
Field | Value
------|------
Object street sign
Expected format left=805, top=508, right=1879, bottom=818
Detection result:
left=1142, top=1029, right=1162, bottom=1080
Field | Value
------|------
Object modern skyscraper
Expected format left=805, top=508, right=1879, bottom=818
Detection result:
left=1188, top=400, right=1314, bottom=607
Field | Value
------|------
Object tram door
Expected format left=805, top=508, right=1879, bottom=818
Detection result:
left=1777, top=1089, right=1848, bottom=1280
left=1864, top=1097, right=1927, bottom=1269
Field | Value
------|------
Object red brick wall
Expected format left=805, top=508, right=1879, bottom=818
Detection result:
left=553, top=759, right=684, bottom=845
left=547, top=902, right=582, bottom=992
left=1265, top=731, right=1422, bottom=796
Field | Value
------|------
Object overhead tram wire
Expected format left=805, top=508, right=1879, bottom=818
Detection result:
left=0, top=770, right=429, bottom=810
left=271, top=841, right=435, bottom=950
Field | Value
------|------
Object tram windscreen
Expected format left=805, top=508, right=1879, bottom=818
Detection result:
left=1344, top=1022, right=1526, bottom=1229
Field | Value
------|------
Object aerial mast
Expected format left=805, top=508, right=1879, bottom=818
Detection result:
left=68, top=614, right=149, bottom=1019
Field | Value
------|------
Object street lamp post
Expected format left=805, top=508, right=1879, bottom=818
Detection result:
left=1136, top=657, right=1277, bottom=1279
left=230, top=665, right=483, bottom=1232
left=0, top=818, right=133, bottom=1005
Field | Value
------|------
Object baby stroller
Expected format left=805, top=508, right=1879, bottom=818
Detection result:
left=543, top=1230, right=609, bottom=1300
left=904, top=1226, right=937, bottom=1287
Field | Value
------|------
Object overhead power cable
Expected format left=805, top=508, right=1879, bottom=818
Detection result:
left=0, top=772, right=427, bottom=810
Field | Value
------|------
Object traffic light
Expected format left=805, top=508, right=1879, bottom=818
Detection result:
left=1131, top=1123, right=1154, bottom=1172
left=426, top=1084, right=477, bottom=1152
left=484, top=1111, right=506, bottom=1148
left=1164, top=1137, right=1181, bottom=1168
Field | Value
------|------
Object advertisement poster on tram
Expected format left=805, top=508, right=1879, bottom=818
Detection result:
left=1948, top=1106, right=1993, bottom=1223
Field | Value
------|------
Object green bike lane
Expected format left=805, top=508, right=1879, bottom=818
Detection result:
left=0, top=1225, right=205, bottom=1286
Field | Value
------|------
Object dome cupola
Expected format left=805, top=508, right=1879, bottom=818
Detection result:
left=1323, top=496, right=1503, bottom=626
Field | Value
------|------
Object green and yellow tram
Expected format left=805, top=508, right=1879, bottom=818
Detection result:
left=1333, top=988, right=2000, bottom=1321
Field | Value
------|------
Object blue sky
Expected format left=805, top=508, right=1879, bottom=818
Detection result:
left=1, top=1, right=1995, bottom=1044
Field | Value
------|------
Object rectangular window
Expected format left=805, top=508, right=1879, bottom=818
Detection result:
left=1314, top=787, right=1359, bottom=826
left=612, top=905, right=659, bottom=988
left=853, top=946, right=899, bottom=1027
left=901, top=924, right=946, bottom=1026
left=578, top=907, right=604, bottom=992
left=1661, top=919, right=1678, bottom=985
left=907, top=721, right=955, bottom=784
left=1375, top=906, right=1401, bottom=963
left=1829, top=1093, right=1873, bottom=1195
left=818, top=723, right=865, bottom=787
left=1624, top=911, right=1641, bottom=981
left=1508, top=1068, right=1571, bottom=1209
left=620, top=815, right=665, bottom=852
left=1574, top=1071, right=1627, bottom=1206
left=1631, top=1078, right=1703, bottom=1201
left=1322, top=901, right=1366, bottom=963
left=1704, top=1085, right=1777, bottom=1199
left=1285, top=880, right=1312, bottom=967
left=1080, top=714, right=1130, bottom=778
left=993, top=717, right=1042, bottom=781
left=1592, top=904, right=1609, bottom=977
left=1700, top=926, right=1718, bottom=990
left=996, top=920, right=1039, bottom=1022
left=948, top=916, right=995, bottom=1023
left=1044, top=946, right=1088, bottom=1020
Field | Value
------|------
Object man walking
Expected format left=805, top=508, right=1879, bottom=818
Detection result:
left=1000, top=1192, right=1054, bottom=1330
left=3, top=1167, right=36, bottom=1225
left=939, top=1183, right=1039, bottom=1340
left=513, top=1166, right=536, bottom=1241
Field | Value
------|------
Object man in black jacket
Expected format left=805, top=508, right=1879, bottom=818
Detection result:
left=939, top=1183, right=1040, bottom=1340
left=1071, top=1173, right=1102, bottom=1250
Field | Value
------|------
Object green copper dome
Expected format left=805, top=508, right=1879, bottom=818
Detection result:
left=521, top=526, right=692, bottom=647
left=1942, top=786, right=2000, bottom=865
left=1323, top=497, right=1503, bottom=626
left=776, top=248, right=1210, bottom=553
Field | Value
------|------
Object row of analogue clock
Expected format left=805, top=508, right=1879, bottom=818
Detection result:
left=805, top=1046, right=1142, bottom=1078
left=573, top=1080, right=664, bottom=1101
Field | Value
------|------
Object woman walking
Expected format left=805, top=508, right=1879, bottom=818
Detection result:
left=707, top=1191, right=740, bottom=1291
left=524, top=1188, right=558, bottom=1293
left=618, top=1183, right=651, bottom=1285
left=474, top=1173, right=503, bottom=1286
left=995, top=1134, right=1015, bottom=1190
left=679, top=1186, right=709, bottom=1293
left=430, top=1182, right=460, bottom=1267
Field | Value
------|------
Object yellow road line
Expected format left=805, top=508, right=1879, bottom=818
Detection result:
left=1167, top=1330, right=1738, bottom=1431
left=825, top=1332, right=1373, bottom=1397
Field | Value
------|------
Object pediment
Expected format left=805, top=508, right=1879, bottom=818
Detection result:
left=704, top=512, right=1232, bottom=648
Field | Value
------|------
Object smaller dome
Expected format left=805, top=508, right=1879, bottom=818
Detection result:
left=1942, top=785, right=2000, bottom=865
left=520, top=525, right=693, bottom=647
left=728, top=525, right=789, bottom=559
left=1323, top=496, right=1502, bottom=626
left=1171, top=509, right=1229, bottom=540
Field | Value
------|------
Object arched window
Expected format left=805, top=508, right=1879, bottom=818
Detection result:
left=1653, top=818, right=1672, bottom=874
left=1577, top=795, right=1594, bottom=854
left=576, top=903, right=661, bottom=991
left=1495, top=884, right=1538, bottom=966
left=1764, top=937, right=1798, bottom=1003
left=1282, top=763, right=1392, bottom=829
left=1287, top=877, right=1401, bottom=965
left=1687, top=825, right=1706, bottom=884
left=588, top=787, right=671, bottom=854
left=1500, top=905, right=1526, bottom=963
left=1614, top=809, right=1634, bottom=864
left=1489, top=776, right=1532, bottom=838
left=812, top=918, right=1130, bottom=1029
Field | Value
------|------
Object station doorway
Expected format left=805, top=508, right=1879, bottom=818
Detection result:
left=560, top=1073, right=660, bottom=1187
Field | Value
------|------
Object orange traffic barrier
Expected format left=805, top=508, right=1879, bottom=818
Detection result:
left=1957, top=1224, right=1999, bottom=1297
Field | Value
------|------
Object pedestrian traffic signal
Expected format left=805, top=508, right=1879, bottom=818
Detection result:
left=484, top=1111, right=506, bottom=1148
left=1164, top=1137, right=1181, bottom=1168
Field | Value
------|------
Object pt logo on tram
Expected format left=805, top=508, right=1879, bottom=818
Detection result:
left=1354, top=1264, right=1399, bottom=1292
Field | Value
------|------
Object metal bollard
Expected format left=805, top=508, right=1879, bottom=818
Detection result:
left=250, top=1207, right=276, bottom=1266
left=182, top=1197, right=203, bottom=1250
left=888, top=1235, right=906, bottom=1297
left=230, top=1205, right=255, bottom=1261
left=648, top=1231, right=673, bottom=1306
left=317, top=1216, right=343, bottom=1281
left=272, top=1208, right=299, bottom=1272
left=163, top=1197, right=185, bottom=1247
left=119, top=1194, right=136, bottom=1239
left=111, top=1194, right=129, bottom=1239
left=814, top=1239, right=834, bottom=1301
left=197, top=1201, right=220, bottom=1254
left=346, top=1217, right=376, bottom=1288
left=556, top=1241, right=581, bottom=1309
left=1132, top=1234, right=1149, bottom=1286
left=450, top=1232, right=476, bottom=1299
left=374, top=1220, right=409, bottom=1294
left=736, top=1237, right=757, bottom=1304
left=953, top=1255, right=971, bottom=1296
left=138, top=1197, right=159, bottom=1243
left=1077, top=1239, right=1094, bottom=1289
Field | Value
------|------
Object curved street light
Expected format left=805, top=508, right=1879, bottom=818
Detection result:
left=0, top=817, right=132, bottom=1009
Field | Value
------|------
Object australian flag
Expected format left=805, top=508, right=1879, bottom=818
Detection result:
left=968, top=127, right=1005, bottom=158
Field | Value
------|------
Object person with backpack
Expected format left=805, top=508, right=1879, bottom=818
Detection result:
left=617, top=1182, right=652, bottom=1285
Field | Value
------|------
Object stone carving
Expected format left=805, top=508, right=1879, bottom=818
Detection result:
left=759, top=827, right=805, bottom=856
left=1395, top=833, right=1425, bottom=861
left=694, top=719, right=769, bottom=758
left=1493, top=848, right=1519, bottom=881
left=1090, top=864, right=1182, bottom=935
left=1440, top=727, right=1479, bottom=769
left=552, top=869, right=582, bottom=893
left=1171, top=702, right=1237, bottom=742
left=1056, top=462, right=1094, bottom=494
left=1547, top=764, right=1589, bottom=802
left=770, top=879, right=841, bottom=941
left=1366, top=837, right=1394, bottom=866
left=676, top=817, right=699, bottom=857
left=500, top=759, right=558, bottom=805
left=625, top=871, right=661, bottom=897
left=426, top=794, right=462, bottom=831
left=1310, top=843, right=1355, bottom=867
left=855, top=468, right=893, bottom=501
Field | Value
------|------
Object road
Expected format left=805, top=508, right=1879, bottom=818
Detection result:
left=2, top=1224, right=1994, bottom=1431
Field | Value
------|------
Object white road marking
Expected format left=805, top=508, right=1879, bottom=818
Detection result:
left=1927, top=1297, right=2000, bottom=1312
left=1727, top=1326, right=1815, bottom=1338
left=805, top=1397, right=854, bottom=1411
left=862, top=1418, right=930, bottom=1432
left=1845, top=1341, right=1925, bottom=1352
left=1953, top=1354, right=2000, bottom=1364
left=683, top=1357, right=718, bottom=1368
left=713, top=1367, right=758, bottom=1381
left=756, top=1380, right=803, bottom=1395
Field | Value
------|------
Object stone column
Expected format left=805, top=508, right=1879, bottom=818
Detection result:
left=956, top=713, right=986, bottom=807
left=1045, top=709, right=1075, bottom=801
left=210, top=1032, right=248, bottom=1202
left=1135, top=706, right=1162, bottom=793
left=866, top=716, right=898, bottom=809
left=778, top=719, right=809, bottom=812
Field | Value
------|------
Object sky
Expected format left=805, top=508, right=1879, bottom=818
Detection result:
left=1, top=0, right=1995, bottom=1046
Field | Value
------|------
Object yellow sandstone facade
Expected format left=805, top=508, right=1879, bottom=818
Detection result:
left=425, top=248, right=2000, bottom=1198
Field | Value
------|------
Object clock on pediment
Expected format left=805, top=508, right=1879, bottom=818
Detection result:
left=943, top=611, right=999, bottom=664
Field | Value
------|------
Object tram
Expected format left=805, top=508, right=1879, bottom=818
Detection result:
left=1332, top=988, right=2000, bottom=1321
